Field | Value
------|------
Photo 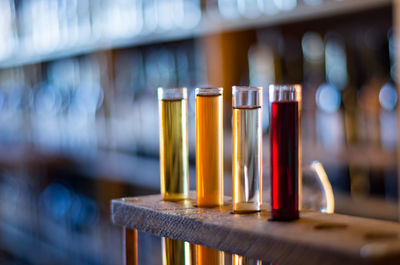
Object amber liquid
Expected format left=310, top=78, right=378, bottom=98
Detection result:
left=196, top=94, right=224, bottom=207
left=159, top=98, right=189, bottom=201
left=232, top=106, right=262, bottom=212
left=162, top=238, right=192, bottom=265
left=197, top=245, right=224, bottom=265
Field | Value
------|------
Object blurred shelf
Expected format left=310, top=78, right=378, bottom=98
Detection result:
left=0, top=0, right=391, bottom=69
left=0, top=220, right=88, bottom=265
left=335, top=193, right=398, bottom=221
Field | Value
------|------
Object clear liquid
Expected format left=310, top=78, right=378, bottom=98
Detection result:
left=196, top=94, right=224, bottom=207
left=232, top=106, right=262, bottom=212
left=159, top=98, right=189, bottom=201
left=162, top=238, right=192, bottom=265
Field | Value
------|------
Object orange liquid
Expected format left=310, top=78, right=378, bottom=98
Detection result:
left=162, top=238, right=192, bottom=265
left=197, top=245, right=224, bottom=265
left=196, top=94, right=224, bottom=207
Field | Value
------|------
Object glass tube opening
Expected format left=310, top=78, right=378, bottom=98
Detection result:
left=269, top=84, right=301, bottom=103
left=232, top=86, right=262, bottom=108
left=158, top=87, right=187, bottom=100
left=195, top=87, right=223, bottom=96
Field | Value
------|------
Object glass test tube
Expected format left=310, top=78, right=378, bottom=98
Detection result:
left=158, top=87, right=189, bottom=201
left=233, top=254, right=262, bottom=265
left=232, top=86, right=263, bottom=213
left=162, top=238, right=192, bottom=265
left=197, top=245, right=225, bottom=265
left=195, top=87, right=224, bottom=207
left=269, top=84, right=301, bottom=221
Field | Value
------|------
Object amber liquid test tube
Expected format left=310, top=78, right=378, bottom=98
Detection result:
left=197, top=245, right=224, bottom=265
left=162, top=238, right=192, bottom=265
left=232, top=86, right=263, bottom=213
left=195, top=87, right=224, bottom=207
left=269, top=84, right=301, bottom=221
left=158, top=87, right=189, bottom=201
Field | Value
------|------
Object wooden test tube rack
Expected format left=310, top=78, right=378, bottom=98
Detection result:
left=111, top=193, right=400, bottom=265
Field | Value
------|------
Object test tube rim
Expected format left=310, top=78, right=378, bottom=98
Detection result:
left=158, top=87, right=187, bottom=100
left=232, top=86, right=263, bottom=108
left=232, top=85, right=263, bottom=93
left=195, top=87, right=223, bottom=96
left=268, top=84, right=302, bottom=102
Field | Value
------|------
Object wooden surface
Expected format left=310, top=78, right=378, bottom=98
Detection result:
left=112, top=193, right=400, bottom=265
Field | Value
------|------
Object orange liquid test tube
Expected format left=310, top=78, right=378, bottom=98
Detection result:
left=195, top=87, right=225, bottom=265
left=195, top=87, right=224, bottom=207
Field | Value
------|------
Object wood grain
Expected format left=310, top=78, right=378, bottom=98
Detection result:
left=111, top=193, right=400, bottom=265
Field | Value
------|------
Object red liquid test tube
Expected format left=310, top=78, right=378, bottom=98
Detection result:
left=269, top=84, right=301, bottom=221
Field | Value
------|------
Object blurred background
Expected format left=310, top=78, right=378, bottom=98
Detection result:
left=0, top=0, right=398, bottom=264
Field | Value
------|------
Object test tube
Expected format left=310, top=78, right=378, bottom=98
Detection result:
left=195, top=87, right=224, bottom=207
left=269, top=84, right=301, bottom=221
left=232, top=86, right=263, bottom=213
left=232, top=254, right=262, bottom=265
left=197, top=245, right=224, bottom=265
left=162, top=238, right=192, bottom=265
left=158, top=87, right=189, bottom=201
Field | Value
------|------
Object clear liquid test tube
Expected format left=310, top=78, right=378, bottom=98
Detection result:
left=232, top=86, right=263, bottom=213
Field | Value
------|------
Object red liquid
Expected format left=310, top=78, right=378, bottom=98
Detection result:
left=270, top=101, right=299, bottom=221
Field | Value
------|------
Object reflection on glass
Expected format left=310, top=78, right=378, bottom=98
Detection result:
left=309, top=161, right=335, bottom=214
left=158, top=87, right=189, bottom=201
left=162, top=238, right=192, bottom=265
left=195, top=87, right=224, bottom=207
left=232, top=86, right=262, bottom=213
left=197, top=245, right=224, bottom=265
left=232, top=254, right=262, bottom=265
